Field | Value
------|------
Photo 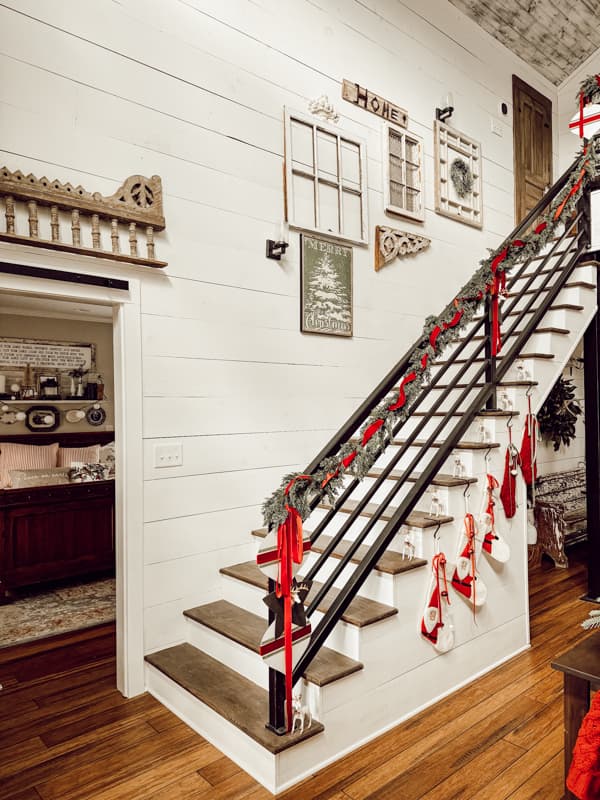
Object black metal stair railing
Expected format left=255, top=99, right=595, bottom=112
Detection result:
left=294, top=212, right=585, bottom=636
left=265, top=150, right=592, bottom=729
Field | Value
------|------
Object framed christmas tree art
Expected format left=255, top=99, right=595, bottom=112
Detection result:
left=300, top=234, right=353, bottom=337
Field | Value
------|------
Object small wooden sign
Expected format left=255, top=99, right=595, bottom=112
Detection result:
left=342, top=80, right=407, bottom=127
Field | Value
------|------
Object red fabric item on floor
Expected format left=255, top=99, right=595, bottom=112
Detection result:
left=500, top=447, right=517, bottom=518
left=567, top=691, right=600, bottom=800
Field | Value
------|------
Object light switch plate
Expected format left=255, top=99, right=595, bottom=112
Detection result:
left=154, top=442, right=183, bottom=468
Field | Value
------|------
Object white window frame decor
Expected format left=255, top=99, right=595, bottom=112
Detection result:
left=284, top=108, right=369, bottom=245
left=434, top=120, right=482, bottom=229
left=383, top=124, right=425, bottom=222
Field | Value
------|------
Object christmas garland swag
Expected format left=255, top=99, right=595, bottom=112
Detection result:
left=262, top=138, right=598, bottom=533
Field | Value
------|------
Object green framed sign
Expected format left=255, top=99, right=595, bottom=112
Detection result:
left=300, top=234, right=353, bottom=337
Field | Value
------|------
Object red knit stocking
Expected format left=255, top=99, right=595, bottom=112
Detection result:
left=519, top=395, right=537, bottom=486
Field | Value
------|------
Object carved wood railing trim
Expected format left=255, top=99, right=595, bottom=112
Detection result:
left=0, top=168, right=167, bottom=268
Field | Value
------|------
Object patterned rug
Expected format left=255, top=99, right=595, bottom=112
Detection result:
left=0, top=576, right=116, bottom=648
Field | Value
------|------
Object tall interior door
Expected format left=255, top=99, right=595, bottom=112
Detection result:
left=512, top=75, right=552, bottom=223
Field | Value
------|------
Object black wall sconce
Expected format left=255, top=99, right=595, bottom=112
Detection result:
left=266, top=221, right=289, bottom=261
left=436, top=92, right=454, bottom=123
left=266, top=239, right=289, bottom=260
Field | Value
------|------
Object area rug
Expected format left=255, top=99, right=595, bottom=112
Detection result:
left=0, top=576, right=115, bottom=648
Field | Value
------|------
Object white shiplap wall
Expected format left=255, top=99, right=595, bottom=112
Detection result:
left=0, top=0, right=560, bottom=653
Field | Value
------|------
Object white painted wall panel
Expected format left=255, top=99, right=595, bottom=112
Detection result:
left=0, top=0, right=561, bottom=655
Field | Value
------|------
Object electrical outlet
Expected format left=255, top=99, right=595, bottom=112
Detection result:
left=154, top=442, right=183, bottom=468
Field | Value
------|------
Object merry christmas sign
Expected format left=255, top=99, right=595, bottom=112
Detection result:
left=301, top=235, right=353, bottom=337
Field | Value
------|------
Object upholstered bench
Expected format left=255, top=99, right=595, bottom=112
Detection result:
left=531, top=467, right=587, bottom=568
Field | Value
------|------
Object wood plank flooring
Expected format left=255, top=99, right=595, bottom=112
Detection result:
left=0, top=546, right=593, bottom=799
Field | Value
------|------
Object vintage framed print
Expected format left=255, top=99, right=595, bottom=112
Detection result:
left=301, top=234, right=353, bottom=337
left=434, top=120, right=482, bottom=229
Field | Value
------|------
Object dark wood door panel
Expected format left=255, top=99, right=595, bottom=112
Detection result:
left=513, top=75, right=552, bottom=223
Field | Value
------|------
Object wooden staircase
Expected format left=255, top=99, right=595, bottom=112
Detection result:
left=144, top=252, right=598, bottom=793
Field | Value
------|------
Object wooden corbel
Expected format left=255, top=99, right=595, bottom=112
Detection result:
left=375, top=225, right=431, bottom=271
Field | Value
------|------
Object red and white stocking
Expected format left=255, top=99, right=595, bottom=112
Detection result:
left=481, top=474, right=510, bottom=563
left=421, top=552, right=454, bottom=653
left=452, top=513, right=487, bottom=608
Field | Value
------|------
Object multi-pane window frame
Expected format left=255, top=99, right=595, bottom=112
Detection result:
left=383, top=124, right=425, bottom=223
left=284, top=108, right=369, bottom=246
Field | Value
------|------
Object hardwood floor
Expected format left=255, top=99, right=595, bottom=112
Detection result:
left=0, top=547, right=593, bottom=799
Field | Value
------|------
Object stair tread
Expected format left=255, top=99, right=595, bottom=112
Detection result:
left=311, top=534, right=427, bottom=575
left=412, top=409, right=518, bottom=417
left=392, top=438, right=500, bottom=450
left=367, top=467, right=477, bottom=487
left=145, top=643, right=324, bottom=753
left=472, top=302, right=584, bottom=321
left=219, top=561, right=398, bottom=627
left=429, top=380, right=538, bottom=390
left=184, top=600, right=363, bottom=687
left=471, top=327, right=569, bottom=341
left=433, top=352, right=554, bottom=366
left=505, top=280, right=595, bottom=298
left=252, top=523, right=428, bottom=573
left=320, top=498, right=453, bottom=528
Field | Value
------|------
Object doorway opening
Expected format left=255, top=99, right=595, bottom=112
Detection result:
left=0, top=264, right=143, bottom=698
left=0, top=293, right=116, bottom=651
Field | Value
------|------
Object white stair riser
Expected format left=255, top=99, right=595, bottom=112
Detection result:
left=302, top=549, right=398, bottom=605
left=219, top=571, right=363, bottom=659
left=185, top=616, right=268, bottom=690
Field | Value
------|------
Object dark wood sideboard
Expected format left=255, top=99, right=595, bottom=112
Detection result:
left=0, top=432, right=115, bottom=601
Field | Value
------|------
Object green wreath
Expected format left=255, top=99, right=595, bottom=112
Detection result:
left=450, top=158, right=474, bottom=198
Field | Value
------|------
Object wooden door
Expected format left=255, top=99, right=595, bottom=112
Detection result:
left=513, top=75, right=552, bottom=224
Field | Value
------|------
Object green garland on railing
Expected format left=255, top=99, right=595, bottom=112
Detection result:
left=262, top=138, right=598, bottom=531
left=578, top=74, right=600, bottom=105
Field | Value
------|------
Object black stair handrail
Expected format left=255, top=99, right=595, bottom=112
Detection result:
left=299, top=154, right=581, bottom=483
left=294, top=222, right=588, bottom=681
left=264, top=145, right=593, bottom=730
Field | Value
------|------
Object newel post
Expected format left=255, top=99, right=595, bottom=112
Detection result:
left=484, top=294, right=497, bottom=410
left=579, top=186, right=600, bottom=600
left=266, top=577, right=287, bottom=734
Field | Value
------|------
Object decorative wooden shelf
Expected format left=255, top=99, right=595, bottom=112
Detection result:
left=0, top=167, right=167, bottom=268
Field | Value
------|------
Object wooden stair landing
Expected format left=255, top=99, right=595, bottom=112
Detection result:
left=219, top=561, right=397, bottom=627
left=184, top=600, right=363, bottom=687
left=145, top=643, right=324, bottom=754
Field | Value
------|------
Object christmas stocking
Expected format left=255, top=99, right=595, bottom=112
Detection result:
left=500, top=442, right=519, bottom=519
left=481, top=474, right=510, bottom=563
left=519, top=400, right=538, bottom=486
left=421, top=552, right=454, bottom=653
left=451, top=513, right=487, bottom=608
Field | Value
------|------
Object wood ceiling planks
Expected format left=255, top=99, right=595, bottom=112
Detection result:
left=449, top=0, right=600, bottom=84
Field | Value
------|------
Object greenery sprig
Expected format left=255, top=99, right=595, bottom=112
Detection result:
left=538, top=376, right=582, bottom=451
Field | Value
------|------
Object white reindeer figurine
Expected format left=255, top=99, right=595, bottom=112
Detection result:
left=291, top=692, right=312, bottom=734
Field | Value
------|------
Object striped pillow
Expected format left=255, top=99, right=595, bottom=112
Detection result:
left=0, top=442, right=59, bottom=489
left=57, top=445, right=101, bottom=468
